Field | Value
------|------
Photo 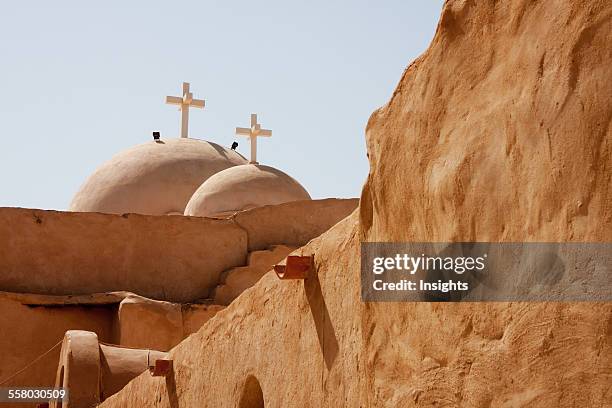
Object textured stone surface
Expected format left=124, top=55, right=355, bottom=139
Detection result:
left=359, top=0, right=611, bottom=243
left=181, top=304, right=225, bottom=338
left=101, top=1, right=611, bottom=406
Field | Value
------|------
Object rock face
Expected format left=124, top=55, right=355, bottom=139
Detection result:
left=101, top=1, right=611, bottom=407
left=360, top=0, right=611, bottom=242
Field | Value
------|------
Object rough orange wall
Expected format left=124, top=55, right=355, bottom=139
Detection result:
left=359, top=1, right=611, bottom=243
left=101, top=0, right=611, bottom=406
left=0, top=208, right=247, bottom=302
left=356, top=2, right=612, bottom=403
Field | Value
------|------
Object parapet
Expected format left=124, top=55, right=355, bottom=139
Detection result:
left=0, top=198, right=358, bottom=303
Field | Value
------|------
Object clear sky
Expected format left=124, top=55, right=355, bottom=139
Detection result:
left=0, top=0, right=444, bottom=210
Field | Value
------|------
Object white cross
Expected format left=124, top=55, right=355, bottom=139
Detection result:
left=165, top=82, right=205, bottom=138
left=235, top=114, right=272, bottom=164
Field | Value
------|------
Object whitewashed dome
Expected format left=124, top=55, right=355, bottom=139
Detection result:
left=70, top=138, right=247, bottom=215
left=184, top=164, right=311, bottom=217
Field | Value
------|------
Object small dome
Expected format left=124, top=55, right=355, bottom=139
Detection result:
left=70, top=138, right=247, bottom=215
left=184, top=164, right=311, bottom=217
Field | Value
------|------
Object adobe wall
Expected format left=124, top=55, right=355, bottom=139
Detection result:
left=0, top=198, right=357, bottom=404
left=0, top=291, right=223, bottom=407
left=0, top=295, right=115, bottom=407
left=0, top=208, right=247, bottom=302
left=0, top=199, right=357, bottom=303
left=99, top=216, right=366, bottom=407
left=233, top=198, right=359, bottom=251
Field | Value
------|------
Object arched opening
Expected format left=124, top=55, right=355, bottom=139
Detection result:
left=238, top=375, right=264, bottom=408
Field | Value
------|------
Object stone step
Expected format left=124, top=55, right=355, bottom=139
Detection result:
left=212, top=245, right=297, bottom=305
left=246, top=245, right=297, bottom=270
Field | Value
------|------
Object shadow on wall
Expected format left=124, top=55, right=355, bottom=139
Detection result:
left=238, top=375, right=265, bottom=408
left=305, top=271, right=339, bottom=370
left=165, top=371, right=180, bottom=408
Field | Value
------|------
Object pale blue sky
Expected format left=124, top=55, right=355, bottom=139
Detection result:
left=0, top=0, right=443, bottom=210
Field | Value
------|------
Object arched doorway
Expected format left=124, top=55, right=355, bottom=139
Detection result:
left=238, top=375, right=264, bottom=408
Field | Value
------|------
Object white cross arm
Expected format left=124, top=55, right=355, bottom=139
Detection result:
left=166, top=96, right=183, bottom=105
left=166, top=95, right=205, bottom=108
left=258, top=129, right=272, bottom=137
left=190, top=99, right=205, bottom=108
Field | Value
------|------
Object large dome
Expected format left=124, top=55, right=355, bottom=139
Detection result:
left=184, top=164, right=311, bottom=218
left=70, top=138, right=247, bottom=215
